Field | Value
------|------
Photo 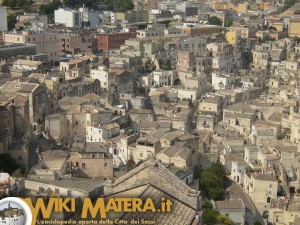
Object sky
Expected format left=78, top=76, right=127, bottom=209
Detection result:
left=0, top=202, right=22, bottom=211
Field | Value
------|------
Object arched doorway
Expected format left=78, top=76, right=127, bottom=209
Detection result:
left=290, top=187, right=295, bottom=194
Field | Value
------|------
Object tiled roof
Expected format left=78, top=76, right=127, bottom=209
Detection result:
left=215, top=199, right=245, bottom=210
left=113, top=158, right=198, bottom=196
left=41, top=150, right=68, bottom=159
left=252, top=173, right=277, bottom=181
left=26, top=178, right=103, bottom=192
left=121, top=185, right=198, bottom=225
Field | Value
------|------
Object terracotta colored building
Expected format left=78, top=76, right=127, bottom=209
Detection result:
left=94, top=28, right=136, bottom=50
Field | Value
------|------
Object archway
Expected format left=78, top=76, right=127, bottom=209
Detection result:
left=290, top=186, right=295, bottom=194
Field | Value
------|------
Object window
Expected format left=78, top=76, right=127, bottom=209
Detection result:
left=18, top=156, right=22, bottom=160
left=82, top=163, right=86, bottom=168
left=140, top=152, right=143, bottom=158
left=104, top=163, right=108, bottom=168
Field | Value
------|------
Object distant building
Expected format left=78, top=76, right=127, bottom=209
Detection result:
left=58, top=33, right=97, bottom=55
left=0, top=44, right=36, bottom=61
left=288, top=16, right=300, bottom=37
left=177, top=24, right=221, bottom=36
left=0, top=7, right=7, bottom=32
left=214, top=200, right=246, bottom=225
left=116, top=10, right=149, bottom=23
left=4, top=31, right=59, bottom=63
left=94, top=28, right=136, bottom=51
left=54, top=8, right=81, bottom=28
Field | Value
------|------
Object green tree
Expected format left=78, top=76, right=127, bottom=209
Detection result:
left=2, top=0, right=16, bottom=7
left=203, top=209, right=219, bottom=225
left=199, top=162, right=227, bottom=200
left=12, top=168, right=25, bottom=178
left=285, top=0, right=296, bottom=7
left=2, top=0, right=32, bottom=8
left=7, top=15, right=16, bottom=31
left=159, top=59, right=172, bottom=71
left=39, top=0, right=61, bottom=15
left=224, top=18, right=233, bottom=27
left=254, top=221, right=263, bottom=225
left=201, top=200, right=213, bottom=211
left=216, top=214, right=233, bottom=225
left=113, top=0, right=134, bottom=12
left=201, top=171, right=224, bottom=200
left=99, top=0, right=114, bottom=10
left=208, top=16, right=222, bottom=26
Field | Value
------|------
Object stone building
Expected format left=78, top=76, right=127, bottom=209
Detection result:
left=4, top=31, right=59, bottom=63
left=0, top=204, right=24, bottom=225
left=70, top=143, right=113, bottom=179
left=214, top=200, right=246, bottom=225
left=0, top=81, right=49, bottom=134
left=244, top=173, right=278, bottom=204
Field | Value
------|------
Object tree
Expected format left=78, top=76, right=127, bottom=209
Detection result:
left=199, top=162, right=227, bottom=200
left=7, top=15, right=16, bottom=31
left=285, top=0, right=296, bottom=7
left=201, top=200, right=213, bottom=211
left=203, top=209, right=219, bottom=225
left=2, top=0, right=32, bottom=8
left=39, top=0, right=61, bottom=15
left=12, top=168, right=25, bottom=178
left=224, top=18, right=233, bottom=27
left=113, top=0, right=134, bottom=12
left=99, top=0, right=114, bottom=10
left=208, top=162, right=227, bottom=180
left=254, top=221, right=263, bottom=225
left=216, top=214, right=233, bottom=225
left=208, top=16, right=222, bottom=26
left=159, top=59, right=172, bottom=71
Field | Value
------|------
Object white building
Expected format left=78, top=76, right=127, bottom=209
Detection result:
left=100, top=11, right=116, bottom=24
left=214, top=200, right=246, bottom=225
left=0, top=7, right=7, bottom=31
left=152, top=70, right=169, bottom=86
left=177, top=88, right=199, bottom=101
left=110, top=134, right=139, bottom=167
left=212, top=72, right=235, bottom=90
left=54, top=8, right=80, bottom=28
left=12, top=59, right=43, bottom=71
left=90, top=66, right=116, bottom=92
left=79, top=7, right=99, bottom=28
left=86, top=123, right=120, bottom=143
left=231, top=161, right=246, bottom=185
